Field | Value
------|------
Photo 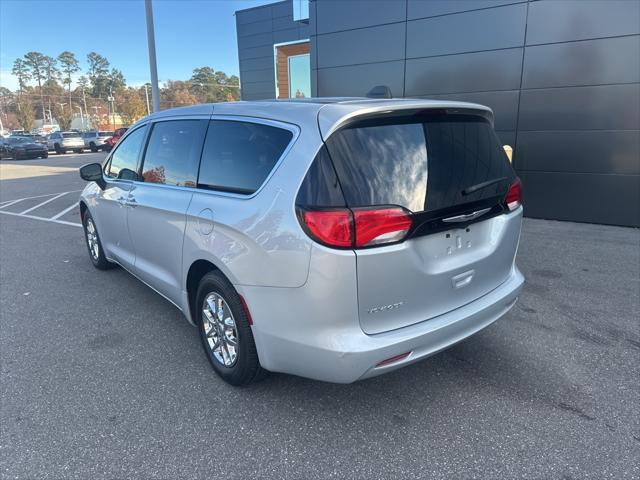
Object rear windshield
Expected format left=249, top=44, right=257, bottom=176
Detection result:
left=325, top=113, right=514, bottom=213
left=99, top=131, right=112, bottom=136
left=63, top=132, right=81, bottom=138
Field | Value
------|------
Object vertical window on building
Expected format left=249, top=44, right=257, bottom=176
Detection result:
left=275, top=41, right=310, bottom=99
left=288, top=54, right=311, bottom=98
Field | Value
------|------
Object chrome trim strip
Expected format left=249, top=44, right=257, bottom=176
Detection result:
left=442, top=207, right=491, bottom=223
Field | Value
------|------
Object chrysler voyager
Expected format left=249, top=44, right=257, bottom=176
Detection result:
left=78, top=98, right=524, bottom=385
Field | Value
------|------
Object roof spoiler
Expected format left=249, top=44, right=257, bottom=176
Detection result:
left=366, top=85, right=392, bottom=99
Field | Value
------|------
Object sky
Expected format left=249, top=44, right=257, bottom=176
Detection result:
left=0, top=0, right=276, bottom=91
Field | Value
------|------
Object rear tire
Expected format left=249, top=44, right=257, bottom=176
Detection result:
left=55, top=145, right=63, bottom=154
left=196, top=272, right=266, bottom=386
left=82, top=211, right=114, bottom=270
left=90, top=143, right=98, bottom=152
left=41, top=152, right=48, bottom=159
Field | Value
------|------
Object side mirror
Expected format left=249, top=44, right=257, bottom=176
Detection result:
left=503, top=144, right=513, bottom=163
left=79, top=162, right=106, bottom=190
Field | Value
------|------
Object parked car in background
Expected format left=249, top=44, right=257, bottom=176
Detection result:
left=77, top=99, right=524, bottom=386
left=47, top=131, right=85, bottom=154
left=13, top=133, right=48, bottom=145
left=0, top=136, right=7, bottom=157
left=103, top=127, right=128, bottom=152
left=82, top=131, right=113, bottom=152
left=1, top=136, right=48, bottom=160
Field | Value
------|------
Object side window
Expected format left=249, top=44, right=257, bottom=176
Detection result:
left=141, top=120, right=206, bottom=187
left=198, top=120, right=293, bottom=194
left=106, top=126, right=147, bottom=180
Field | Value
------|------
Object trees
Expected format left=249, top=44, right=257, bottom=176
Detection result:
left=16, top=95, right=35, bottom=131
left=189, top=67, right=240, bottom=103
left=117, top=88, right=146, bottom=125
left=58, top=51, right=80, bottom=109
left=108, top=68, right=126, bottom=93
left=7, top=51, right=242, bottom=131
left=11, top=59, right=31, bottom=93
left=23, top=51, right=48, bottom=121
left=86, top=52, right=110, bottom=98
left=161, top=80, right=198, bottom=108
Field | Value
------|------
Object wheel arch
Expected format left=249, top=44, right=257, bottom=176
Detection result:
left=79, top=200, right=88, bottom=222
left=186, top=259, right=232, bottom=325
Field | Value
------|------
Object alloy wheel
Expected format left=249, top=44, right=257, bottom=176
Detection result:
left=202, top=292, right=239, bottom=367
left=85, top=218, right=99, bottom=260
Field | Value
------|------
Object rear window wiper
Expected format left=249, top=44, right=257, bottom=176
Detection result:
left=462, top=177, right=507, bottom=196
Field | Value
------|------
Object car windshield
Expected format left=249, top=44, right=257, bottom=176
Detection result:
left=62, top=132, right=81, bottom=138
left=8, top=137, right=30, bottom=144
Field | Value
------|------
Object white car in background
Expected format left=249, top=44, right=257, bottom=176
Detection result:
left=82, top=131, right=113, bottom=152
left=46, top=131, right=86, bottom=154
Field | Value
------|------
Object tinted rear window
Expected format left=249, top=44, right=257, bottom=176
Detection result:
left=63, top=132, right=80, bottom=138
left=325, top=113, right=514, bottom=213
left=198, top=120, right=293, bottom=194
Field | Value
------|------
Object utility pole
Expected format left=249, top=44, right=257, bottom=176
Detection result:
left=144, top=84, right=151, bottom=115
left=81, top=85, right=89, bottom=127
left=145, top=0, right=160, bottom=112
left=108, top=86, right=115, bottom=130
left=75, top=106, right=84, bottom=130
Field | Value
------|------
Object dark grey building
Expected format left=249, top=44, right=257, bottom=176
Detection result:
left=236, top=0, right=640, bottom=227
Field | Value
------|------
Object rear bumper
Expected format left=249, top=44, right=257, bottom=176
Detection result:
left=241, top=265, right=524, bottom=383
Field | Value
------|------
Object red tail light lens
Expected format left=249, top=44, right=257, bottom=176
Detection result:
left=302, top=209, right=353, bottom=247
left=353, top=208, right=413, bottom=247
left=300, top=207, right=413, bottom=249
left=505, top=177, right=522, bottom=211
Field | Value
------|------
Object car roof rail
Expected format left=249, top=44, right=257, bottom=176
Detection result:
left=366, top=85, right=393, bottom=99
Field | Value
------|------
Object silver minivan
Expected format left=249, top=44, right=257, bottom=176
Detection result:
left=78, top=99, right=524, bottom=385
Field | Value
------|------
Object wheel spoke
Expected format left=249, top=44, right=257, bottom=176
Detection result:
left=206, top=297, right=217, bottom=314
left=202, top=292, right=239, bottom=367
left=224, top=331, right=238, bottom=347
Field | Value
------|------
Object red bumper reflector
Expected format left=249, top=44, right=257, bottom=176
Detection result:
left=239, top=294, right=253, bottom=326
left=376, top=351, right=411, bottom=367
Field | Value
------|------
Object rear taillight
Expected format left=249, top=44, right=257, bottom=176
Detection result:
left=353, top=208, right=412, bottom=247
left=302, top=210, right=353, bottom=248
left=300, top=207, right=413, bottom=249
left=505, top=177, right=522, bottom=211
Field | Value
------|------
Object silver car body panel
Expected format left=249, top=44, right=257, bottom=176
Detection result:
left=80, top=98, right=524, bottom=382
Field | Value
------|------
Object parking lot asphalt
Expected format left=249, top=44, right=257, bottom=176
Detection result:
left=1, top=154, right=639, bottom=479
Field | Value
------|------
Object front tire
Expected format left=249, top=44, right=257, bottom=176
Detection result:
left=55, top=145, right=64, bottom=154
left=40, top=152, right=48, bottom=159
left=196, top=272, right=265, bottom=386
left=90, top=143, right=98, bottom=152
left=82, top=211, right=114, bottom=270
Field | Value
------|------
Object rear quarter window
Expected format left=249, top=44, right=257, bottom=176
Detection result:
left=198, top=120, right=293, bottom=194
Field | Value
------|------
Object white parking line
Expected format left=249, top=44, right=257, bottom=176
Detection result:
left=50, top=203, right=79, bottom=220
left=0, top=190, right=83, bottom=227
left=19, top=192, right=70, bottom=214
left=0, top=190, right=81, bottom=206
left=0, top=199, right=24, bottom=210
left=0, top=209, right=82, bottom=228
